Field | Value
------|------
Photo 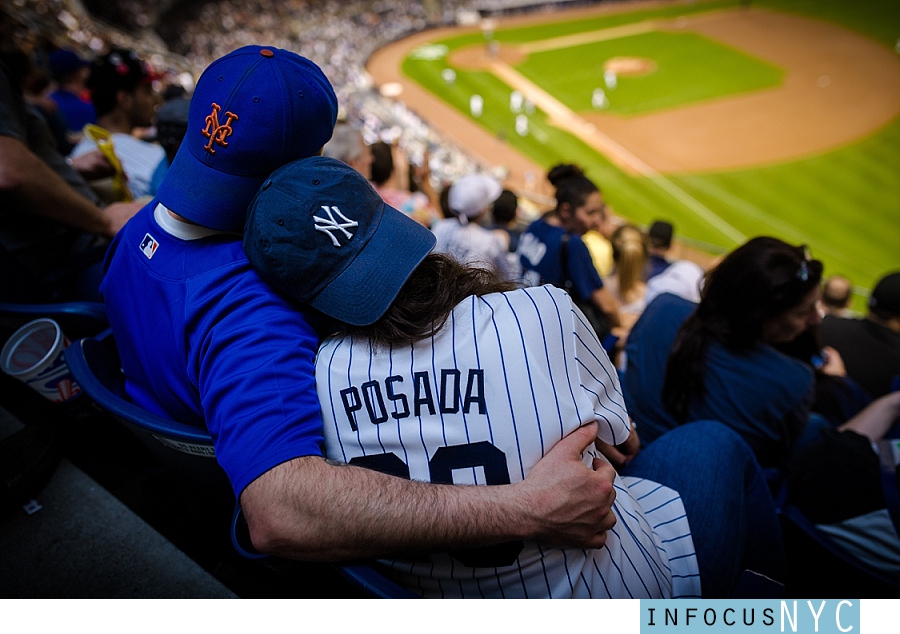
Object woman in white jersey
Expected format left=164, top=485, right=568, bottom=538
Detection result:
left=244, top=155, right=785, bottom=598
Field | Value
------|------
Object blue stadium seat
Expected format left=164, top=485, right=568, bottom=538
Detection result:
left=876, top=439, right=900, bottom=543
left=63, top=330, right=230, bottom=492
left=230, top=496, right=420, bottom=598
left=335, top=562, right=421, bottom=599
left=67, top=330, right=421, bottom=598
left=0, top=301, right=108, bottom=342
left=775, top=480, right=900, bottom=590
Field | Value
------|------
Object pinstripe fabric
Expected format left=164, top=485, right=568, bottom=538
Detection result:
left=317, top=285, right=700, bottom=598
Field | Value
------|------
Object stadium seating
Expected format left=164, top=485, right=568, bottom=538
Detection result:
left=65, top=329, right=420, bottom=598
left=64, top=330, right=231, bottom=493
left=876, top=439, right=900, bottom=544
left=774, top=479, right=900, bottom=592
left=230, top=502, right=420, bottom=598
left=0, top=300, right=108, bottom=343
left=1, top=300, right=110, bottom=419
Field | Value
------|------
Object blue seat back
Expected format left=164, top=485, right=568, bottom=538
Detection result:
left=68, top=331, right=422, bottom=597
left=229, top=501, right=420, bottom=598
left=335, top=563, right=421, bottom=599
left=0, top=301, right=109, bottom=343
left=775, top=480, right=900, bottom=590
left=64, top=332, right=231, bottom=493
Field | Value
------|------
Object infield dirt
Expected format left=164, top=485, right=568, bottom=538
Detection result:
left=367, top=3, right=900, bottom=196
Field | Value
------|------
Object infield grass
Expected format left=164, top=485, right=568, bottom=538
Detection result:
left=516, top=31, right=783, bottom=116
left=401, top=0, right=900, bottom=304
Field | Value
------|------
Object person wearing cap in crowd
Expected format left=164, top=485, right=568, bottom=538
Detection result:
left=0, top=32, right=140, bottom=302
left=821, top=271, right=900, bottom=398
left=147, top=96, right=191, bottom=194
left=431, top=172, right=516, bottom=281
left=70, top=48, right=165, bottom=200
left=100, top=46, right=618, bottom=564
left=645, top=220, right=674, bottom=281
left=243, top=155, right=785, bottom=598
left=48, top=47, right=96, bottom=147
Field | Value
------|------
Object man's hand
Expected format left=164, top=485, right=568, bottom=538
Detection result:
left=595, top=421, right=640, bottom=470
left=519, top=422, right=617, bottom=550
left=68, top=150, right=116, bottom=181
left=100, top=201, right=143, bottom=237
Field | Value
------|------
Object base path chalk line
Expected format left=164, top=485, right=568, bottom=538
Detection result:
left=517, top=20, right=658, bottom=54
left=488, top=60, right=746, bottom=243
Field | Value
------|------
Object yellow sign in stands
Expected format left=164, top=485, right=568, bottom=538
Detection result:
left=83, top=124, right=133, bottom=202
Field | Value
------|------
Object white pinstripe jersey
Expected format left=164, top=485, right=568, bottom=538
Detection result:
left=316, top=285, right=701, bottom=598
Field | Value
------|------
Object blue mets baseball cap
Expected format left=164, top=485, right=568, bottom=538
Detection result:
left=156, top=46, right=338, bottom=232
left=244, top=156, right=436, bottom=326
left=49, top=48, right=90, bottom=81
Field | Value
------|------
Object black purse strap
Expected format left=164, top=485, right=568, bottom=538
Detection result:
left=559, top=233, right=575, bottom=293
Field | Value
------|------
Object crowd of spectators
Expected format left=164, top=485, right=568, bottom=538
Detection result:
left=155, top=0, right=491, bottom=188
left=9, top=0, right=606, bottom=194
left=3, top=0, right=898, bottom=596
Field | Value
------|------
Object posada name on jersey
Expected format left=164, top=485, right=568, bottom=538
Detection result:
left=339, top=368, right=486, bottom=430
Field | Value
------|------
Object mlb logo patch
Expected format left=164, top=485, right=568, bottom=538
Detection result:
left=140, top=233, right=159, bottom=259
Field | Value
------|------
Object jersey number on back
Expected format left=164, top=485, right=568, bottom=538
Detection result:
left=350, top=441, right=525, bottom=567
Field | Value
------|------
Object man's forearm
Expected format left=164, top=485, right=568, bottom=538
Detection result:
left=241, top=422, right=616, bottom=561
left=243, top=457, right=531, bottom=561
left=0, top=136, right=112, bottom=236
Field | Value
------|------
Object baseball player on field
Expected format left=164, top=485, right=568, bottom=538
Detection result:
left=244, top=155, right=786, bottom=598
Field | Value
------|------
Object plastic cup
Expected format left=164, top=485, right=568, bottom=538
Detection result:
left=0, top=318, right=81, bottom=403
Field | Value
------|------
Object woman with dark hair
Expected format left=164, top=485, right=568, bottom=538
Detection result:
left=624, top=237, right=826, bottom=468
left=245, top=156, right=785, bottom=598
left=517, top=164, right=621, bottom=336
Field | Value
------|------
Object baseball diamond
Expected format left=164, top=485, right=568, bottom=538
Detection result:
left=366, top=0, right=900, bottom=306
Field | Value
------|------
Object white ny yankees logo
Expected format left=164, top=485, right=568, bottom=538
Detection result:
left=314, top=205, right=358, bottom=247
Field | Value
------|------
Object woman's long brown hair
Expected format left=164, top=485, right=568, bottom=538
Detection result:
left=343, top=253, right=518, bottom=349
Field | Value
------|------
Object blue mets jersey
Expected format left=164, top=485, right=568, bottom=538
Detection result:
left=101, top=202, right=325, bottom=496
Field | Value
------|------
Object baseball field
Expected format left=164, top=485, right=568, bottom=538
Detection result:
left=367, top=0, right=900, bottom=309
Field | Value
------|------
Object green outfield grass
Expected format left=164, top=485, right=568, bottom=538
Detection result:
left=516, top=31, right=783, bottom=116
left=401, top=0, right=900, bottom=305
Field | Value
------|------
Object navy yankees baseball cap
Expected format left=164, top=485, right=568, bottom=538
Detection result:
left=156, top=46, right=338, bottom=232
left=244, top=156, right=436, bottom=326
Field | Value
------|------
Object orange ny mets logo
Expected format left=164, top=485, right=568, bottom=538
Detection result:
left=202, top=103, right=238, bottom=154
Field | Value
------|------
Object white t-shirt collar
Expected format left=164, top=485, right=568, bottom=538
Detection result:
left=154, top=202, right=234, bottom=240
